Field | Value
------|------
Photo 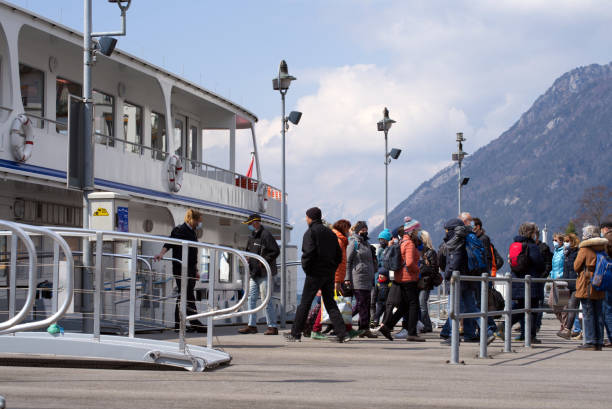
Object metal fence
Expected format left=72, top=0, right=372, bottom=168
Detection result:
left=448, top=271, right=580, bottom=364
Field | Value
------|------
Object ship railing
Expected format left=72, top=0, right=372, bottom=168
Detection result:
left=447, top=271, right=580, bottom=365
left=0, top=105, right=13, bottom=112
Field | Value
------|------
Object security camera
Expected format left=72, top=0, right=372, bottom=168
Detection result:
left=288, top=111, right=302, bottom=125
left=96, top=36, right=117, bottom=57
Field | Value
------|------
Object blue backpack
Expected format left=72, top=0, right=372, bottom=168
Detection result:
left=465, top=232, right=488, bottom=275
left=591, top=251, right=612, bottom=292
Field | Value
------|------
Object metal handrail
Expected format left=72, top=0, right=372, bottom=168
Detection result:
left=0, top=105, right=13, bottom=112
left=1, top=224, right=74, bottom=334
left=448, top=271, right=581, bottom=364
left=0, top=222, right=38, bottom=331
left=24, top=112, right=67, bottom=128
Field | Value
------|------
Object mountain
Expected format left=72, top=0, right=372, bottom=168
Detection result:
left=376, top=63, right=612, bottom=255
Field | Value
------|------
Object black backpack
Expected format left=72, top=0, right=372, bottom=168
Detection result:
left=383, top=240, right=404, bottom=271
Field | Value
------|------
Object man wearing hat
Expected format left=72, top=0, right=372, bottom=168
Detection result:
left=238, top=213, right=280, bottom=335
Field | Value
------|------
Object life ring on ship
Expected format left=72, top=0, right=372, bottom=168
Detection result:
left=10, top=114, right=35, bottom=162
left=256, top=182, right=268, bottom=213
left=167, top=154, right=184, bottom=192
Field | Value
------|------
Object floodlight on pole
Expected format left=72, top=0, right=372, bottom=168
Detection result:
left=273, top=60, right=298, bottom=329
left=452, top=132, right=469, bottom=215
left=377, top=107, right=397, bottom=230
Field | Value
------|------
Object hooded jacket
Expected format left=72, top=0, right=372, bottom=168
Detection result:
left=550, top=245, right=565, bottom=280
left=333, top=228, right=349, bottom=284
left=346, top=233, right=375, bottom=290
left=511, top=235, right=545, bottom=299
left=393, top=234, right=419, bottom=283
left=442, top=218, right=468, bottom=280
left=301, top=219, right=342, bottom=277
left=574, top=237, right=609, bottom=300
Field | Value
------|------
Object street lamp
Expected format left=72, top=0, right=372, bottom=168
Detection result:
left=272, top=60, right=300, bottom=329
left=377, top=107, right=398, bottom=230
left=451, top=132, right=469, bottom=215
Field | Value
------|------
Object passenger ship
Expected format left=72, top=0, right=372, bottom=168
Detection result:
left=0, top=1, right=297, bottom=330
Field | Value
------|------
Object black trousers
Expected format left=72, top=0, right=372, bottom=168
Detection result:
left=174, top=273, right=201, bottom=328
left=383, top=282, right=419, bottom=336
left=292, top=274, right=347, bottom=338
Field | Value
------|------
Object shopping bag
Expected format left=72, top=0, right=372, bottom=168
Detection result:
left=547, top=281, right=569, bottom=312
left=321, top=291, right=353, bottom=325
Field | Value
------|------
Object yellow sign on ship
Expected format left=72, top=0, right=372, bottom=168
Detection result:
left=93, top=208, right=109, bottom=216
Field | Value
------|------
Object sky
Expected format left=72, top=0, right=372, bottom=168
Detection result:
left=11, top=0, right=612, bottom=247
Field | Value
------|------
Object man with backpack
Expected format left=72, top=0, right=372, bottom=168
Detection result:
left=439, top=217, right=481, bottom=344
left=508, top=222, right=546, bottom=343
left=473, top=217, right=500, bottom=338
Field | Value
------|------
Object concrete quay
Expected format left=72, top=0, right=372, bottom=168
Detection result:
left=0, top=318, right=610, bottom=409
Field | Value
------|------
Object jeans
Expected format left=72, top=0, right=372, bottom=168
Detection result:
left=247, top=275, right=277, bottom=328
left=582, top=298, right=604, bottom=346
left=352, top=289, right=371, bottom=330
left=603, top=291, right=612, bottom=343
left=383, top=282, right=419, bottom=336
left=418, top=290, right=432, bottom=332
left=441, top=286, right=478, bottom=339
left=292, top=275, right=347, bottom=338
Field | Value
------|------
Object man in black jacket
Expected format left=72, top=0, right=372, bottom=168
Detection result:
left=238, top=213, right=280, bottom=335
left=154, top=209, right=205, bottom=332
left=286, top=207, right=349, bottom=342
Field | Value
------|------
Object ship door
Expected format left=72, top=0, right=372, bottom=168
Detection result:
left=187, top=119, right=200, bottom=170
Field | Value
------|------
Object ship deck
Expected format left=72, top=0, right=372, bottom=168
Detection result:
left=0, top=318, right=610, bottom=409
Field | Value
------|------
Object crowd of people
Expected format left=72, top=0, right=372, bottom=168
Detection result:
left=157, top=207, right=612, bottom=351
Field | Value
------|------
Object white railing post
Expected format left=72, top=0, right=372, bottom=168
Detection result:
left=179, top=242, right=188, bottom=352
left=94, top=232, right=103, bottom=341
left=524, top=275, right=532, bottom=348
left=129, top=238, right=138, bottom=338
left=450, top=271, right=460, bottom=364
left=480, top=273, right=488, bottom=358
left=504, top=272, right=512, bottom=353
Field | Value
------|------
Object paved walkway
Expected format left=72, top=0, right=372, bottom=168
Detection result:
left=0, top=319, right=610, bottom=409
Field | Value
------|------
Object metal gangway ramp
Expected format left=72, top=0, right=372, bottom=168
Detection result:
left=0, top=220, right=272, bottom=372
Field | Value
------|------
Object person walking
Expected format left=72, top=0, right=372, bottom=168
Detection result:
left=154, top=209, right=206, bottom=333
left=345, top=221, right=378, bottom=338
left=574, top=225, right=608, bottom=351
left=557, top=233, right=581, bottom=339
left=472, top=218, right=498, bottom=336
left=378, top=217, right=425, bottom=342
left=370, top=229, right=392, bottom=327
left=237, top=213, right=280, bottom=335
left=285, top=207, right=349, bottom=343
left=416, top=230, right=438, bottom=334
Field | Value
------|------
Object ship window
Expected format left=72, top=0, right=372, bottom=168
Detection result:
left=122, top=101, right=142, bottom=154
left=173, top=115, right=186, bottom=157
left=56, top=77, right=82, bottom=134
left=219, top=251, right=232, bottom=283
left=151, top=111, right=167, bottom=160
left=188, top=125, right=198, bottom=163
left=93, top=90, right=114, bottom=146
left=19, top=64, right=44, bottom=128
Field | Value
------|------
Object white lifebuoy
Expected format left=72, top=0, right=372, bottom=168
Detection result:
left=10, top=114, right=35, bottom=162
left=167, top=154, right=184, bottom=192
left=256, top=182, right=268, bottom=213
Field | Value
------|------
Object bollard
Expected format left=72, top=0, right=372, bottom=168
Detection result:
left=504, top=273, right=512, bottom=353
left=524, top=275, right=531, bottom=348
left=479, top=273, right=488, bottom=358
left=450, top=271, right=461, bottom=364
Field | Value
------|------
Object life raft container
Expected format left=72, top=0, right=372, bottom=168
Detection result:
left=167, top=154, right=184, bottom=192
left=10, top=114, right=35, bottom=162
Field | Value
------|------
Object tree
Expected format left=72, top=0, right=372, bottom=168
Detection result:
left=565, top=221, right=576, bottom=234
left=574, top=185, right=612, bottom=229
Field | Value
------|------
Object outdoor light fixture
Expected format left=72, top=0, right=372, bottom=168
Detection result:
left=452, top=132, right=469, bottom=214
left=272, top=60, right=297, bottom=91
left=288, top=111, right=302, bottom=125
left=96, top=36, right=117, bottom=56
left=461, top=177, right=470, bottom=186
left=389, top=148, right=402, bottom=160
left=378, top=107, right=398, bottom=229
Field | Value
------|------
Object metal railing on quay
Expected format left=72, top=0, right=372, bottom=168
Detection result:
left=448, top=271, right=580, bottom=365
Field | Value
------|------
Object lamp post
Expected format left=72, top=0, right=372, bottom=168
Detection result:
left=377, top=108, right=397, bottom=230
left=272, top=60, right=296, bottom=329
left=81, top=0, right=130, bottom=332
left=451, top=132, right=468, bottom=215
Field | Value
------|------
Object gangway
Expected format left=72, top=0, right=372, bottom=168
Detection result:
left=0, top=220, right=272, bottom=371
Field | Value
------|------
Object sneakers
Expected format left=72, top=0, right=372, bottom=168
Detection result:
left=394, top=329, right=409, bottom=339
left=359, top=330, right=379, bottom=339
left=487, top=334, right=496, bottom=345
left=283, top=332, right=301, bottom=342
left=572, top=332, right=583, bottom=341
left=494, top=330, right=504, bottom=340
left=557, top=329, right=572, bottom=340
left=238, top=326, right=258, bottom=334
left=440, top=338, right=451, bottom=345
left=348, top=329, right=361, bottom=338
left=378, top=325, right=394, bottom=341
left=576, top=343, right=602, bottom=351
left=310, top=331, right=327, bottom=340
left=531, top=338, right=542, bottom=345
left=328, top=334, right=351, bottom=343
left=406, top=335, right=426, bottom=342
left=463, top=337, right=480, bottom=343
left=264, top=327, right=278, bottom=336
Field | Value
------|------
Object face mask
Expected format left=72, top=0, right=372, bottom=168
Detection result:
left=417, top=243, right=424, bottom=251
left=602, top=232, right=605, bottom=238
left=553, top=241, right=560, bottom=248
left=248, top=224, right=256, bottom=232
left=196, top=222, right=203, bottom=229
left=564, top=242, right=570, bottom=249
left=379, top=240, right=387, bottom=248
left=470, top=221, right=475, bottom=228
left=360, top=232, right=368, bottom=240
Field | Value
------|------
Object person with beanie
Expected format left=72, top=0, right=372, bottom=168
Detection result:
left=370, top=229, right=392, bottom=326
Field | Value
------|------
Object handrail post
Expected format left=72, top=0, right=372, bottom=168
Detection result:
left=207, top=250, right=216, bottom=349
left=52, top=242, right=60, bottom=314
left=179, top=242, right=188, bottom=352
left=450, top=271, right=460, bottom=364
left=8, top=235, right=17, bottom=319
left=504, top=272, right=512, bottom=353
left=94, top=233, right=103, bottom=341
left=129, top=238, right=137, bottom=338
left=524, top=275, right=531, bottom=348
left=480, top=273, right=488, bottom=358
